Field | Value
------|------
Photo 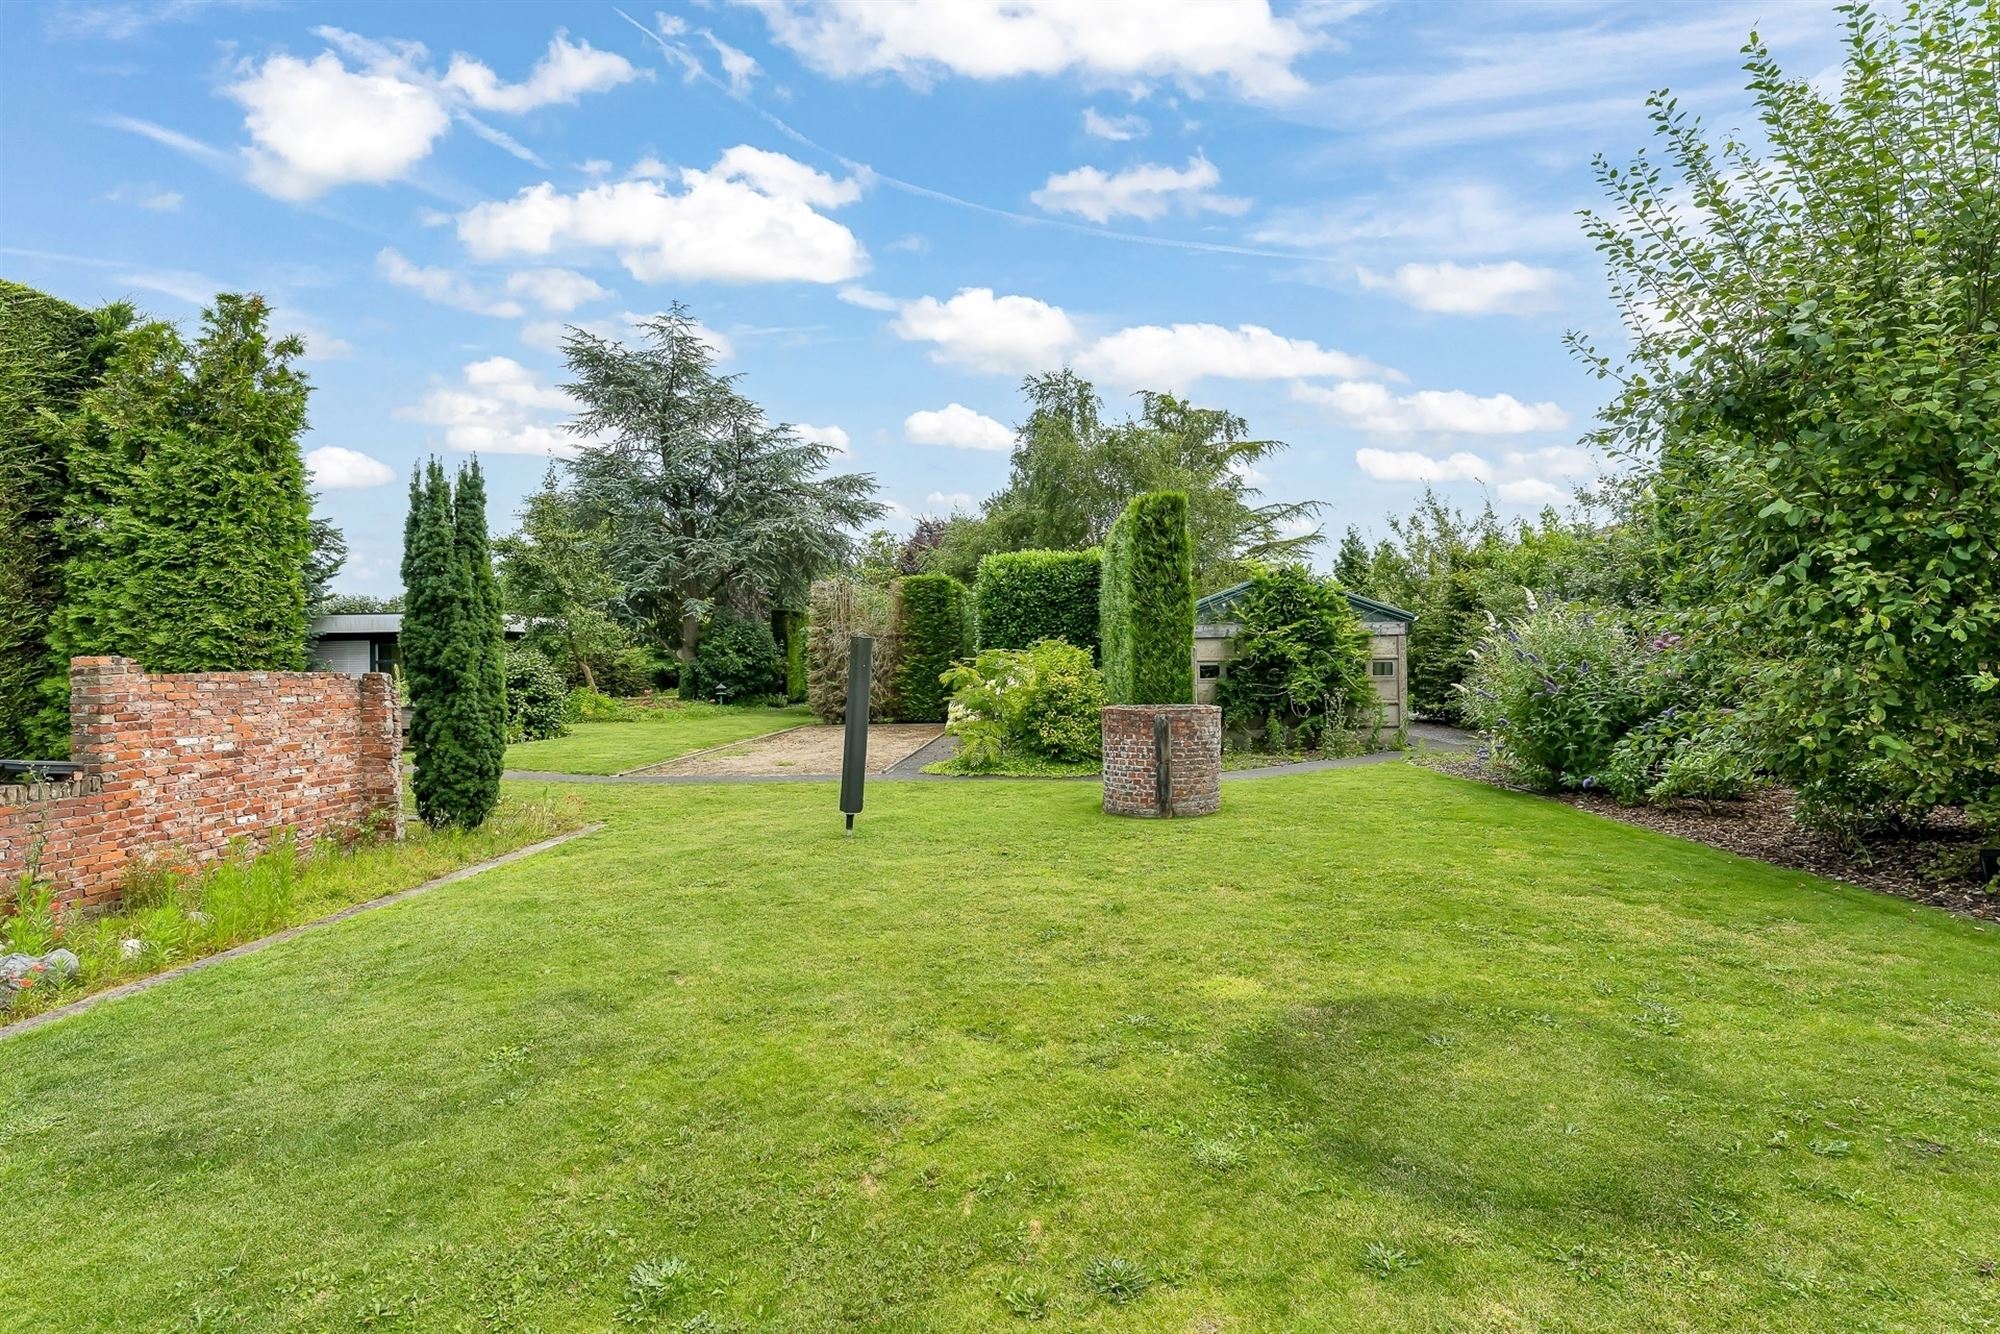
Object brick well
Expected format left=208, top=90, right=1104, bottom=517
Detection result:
left=1101, top=704, right=1221, bottom=818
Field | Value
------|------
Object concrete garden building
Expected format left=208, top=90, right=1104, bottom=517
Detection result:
left=309, top=614, right=525, bottom=678
left=1192, top=584, right=1414, bottom=729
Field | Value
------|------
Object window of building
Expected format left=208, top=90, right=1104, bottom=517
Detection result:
left=1371, top=659, right=1396, bottom=677
left=1198, top=663, right=1221, bottom=680
left=370, top=638, right=401, bottom=675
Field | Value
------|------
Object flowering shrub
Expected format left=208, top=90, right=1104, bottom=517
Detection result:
left=939, top=639, right=1105, bottom=772
left=1459, top=603, right=1649, bottom=790
left=1462, top=603, right=1756, bottom=805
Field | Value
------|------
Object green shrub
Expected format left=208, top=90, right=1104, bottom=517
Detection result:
left=1100, top=491, right=1194, bottom=705
left=504, top=645, right=571, bottom=742
left=975, top=549, right=1101, bottom=655
left=680, top=614, right=785, bottom=704
left=1459, top=605, right=1650, bottom=791
left=890, top=573, right=973, bottom=722
left=806, top=578, right=895, bottom=722
left=939, top=639, right=1106, bottom=771
left=776, top=608, right=808, bottom=703
left=1598, top=704, right=1753, bottom=806
left=1216, top=565, right=1377, bottom=751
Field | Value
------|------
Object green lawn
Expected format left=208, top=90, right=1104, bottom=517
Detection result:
left=4, top=767, right=1997, bottom=1330
left=504, top=702, right=814, bottom=774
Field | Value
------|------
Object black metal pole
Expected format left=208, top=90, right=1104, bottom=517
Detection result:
left=839, top=634, right=873, bottom=834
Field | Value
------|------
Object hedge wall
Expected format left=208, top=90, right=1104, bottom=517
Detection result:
left=891, top=573, right=974, bottom=722
left=974, top=548, right=1101, bottom=656
left=1099, top=491, right=1195, bottom=705
left=0, top=282, right=105, bottom=758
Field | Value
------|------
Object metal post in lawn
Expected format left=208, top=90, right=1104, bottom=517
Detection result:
left=840, top=634, right=872, bottom=835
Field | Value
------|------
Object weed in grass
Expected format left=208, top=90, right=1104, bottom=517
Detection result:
left=1360, top=1243, right=1419, bottom=1279
left=1632, top=1000, right=1684, bottom=1035
left=1083, top=1257, right=1151, bottom=1305
left=997, top=1281, right=1052, bottom=1321
left=1808, top=1138, right=1853, bottom=1158
left=620, top=1256, right=693, bottom=1320
left=1192, top=1138, right=1246, bottom=1172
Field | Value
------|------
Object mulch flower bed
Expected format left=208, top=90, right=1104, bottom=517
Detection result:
left=1427, top=753, right=1998, bottom=923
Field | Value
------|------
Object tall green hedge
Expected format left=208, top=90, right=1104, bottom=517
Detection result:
left=0, top=282, right=106, bottom=757
left=1099, top=491, right=1195, bottom=705
left=58, top=294, right=313, bottom=676
left=974, top=549, right=1101, bottom=655
left=891, top=573, right=974, bottom=722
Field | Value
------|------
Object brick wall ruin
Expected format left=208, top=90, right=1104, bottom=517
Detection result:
left=0, top=657, right=402, bottom=914
left=1101, top=704, right=1222, bottom=818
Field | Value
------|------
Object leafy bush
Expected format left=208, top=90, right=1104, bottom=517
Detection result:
left=1459, top=604, right=1649, bottom=791
left=939, top=640, right=1106, bottom=771
left=1215, top=565, right=1376, bottom=751
left=1100, top=491, right=1194, bottom=705
left=806, top=577, right=896, bottom=722
left=504, top=645, right=570, bottom=742
left=1599, top=706, right=1753, bottom=807
left=680, top=614, right=785, bottom=705
left=776, top=608, right=808, bottom=703
left=891, top=573, right=974, bottom=722
left=975, top=549, right=1101, bottom=655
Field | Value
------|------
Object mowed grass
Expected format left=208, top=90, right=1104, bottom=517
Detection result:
left=503, top=702, right=814, bottom=774
left=3, top=767, right=1997, bottom=1330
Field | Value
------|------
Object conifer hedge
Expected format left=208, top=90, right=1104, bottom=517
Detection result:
left=890, top=573, right=974, bottom=722
left=974, top=549, right=1101, bottom=656
left=0, top=282, right=106, bottom=757
left=403, top=459, right=505, bottom=829
left=1099, top=491, right=1195, bottom=705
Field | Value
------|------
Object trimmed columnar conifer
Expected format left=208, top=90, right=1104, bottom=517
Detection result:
left=974, top=549, right=1102, bottom=656
left=890, top=574, right=973, bottom=722
left=1099, top=491, right=1195, bottom=706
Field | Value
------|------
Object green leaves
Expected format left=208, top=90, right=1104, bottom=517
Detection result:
left=1574, top=0, right=2000, bottom=832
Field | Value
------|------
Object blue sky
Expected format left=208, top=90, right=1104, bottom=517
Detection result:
left=2, top=0, right=1842, bottom=595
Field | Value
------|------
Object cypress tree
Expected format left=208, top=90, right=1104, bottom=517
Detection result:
left=403, top=459, right=492, bottom=829
left=452, top=458, right=505, bottom=823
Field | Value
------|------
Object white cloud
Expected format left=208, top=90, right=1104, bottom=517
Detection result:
left=277, top=314, right=352, bottom=362
left=442, top=31, right=643, bottom=112
left=222, top=29, right=643, bottom=200
left=702, top=30, right=762, bottom=94
left=399, top=357, right=580, bottom=456
left=924, top=490, right=976, bottom=512
left=905, top=404, right=1013, bottom=452
left=734, top=0, right=1336, bottom=100
left=306, top=445, right=396, bottom=490
left=457, top=148, right=867, bottom=284
left=104, top=184, right=184, bottom=212
left=1079, top=323, right=1393, bottom=390
left=892, top=287, right=1078, bottom=374
left=1504, top=445, right=1597, bottom=477
left=1031, top=155, right=1248, bottom=224
left=376, top=248, right=523, bottom=317
left=1357, top=260, right=1564, bottom=316
left=1253, top=182, right=1580, bottom=259
left=1497, top=478, right=1567, bottom=504
left=1293, top=380, right=1568, bottom=435
left=227, top=49, right=450, bottom=200
left=505, top=267, right=610, bottom=312
left=1354, top=447, right=1492, bottom=483
left=837, top=284, right=901, bottom=312
left=1082, top=106, right=1149, bottom=140
left=796, top=423, right=851, bottom=455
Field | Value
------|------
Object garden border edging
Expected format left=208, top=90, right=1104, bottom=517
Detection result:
left=1, top=822, right=606, bottom=1041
